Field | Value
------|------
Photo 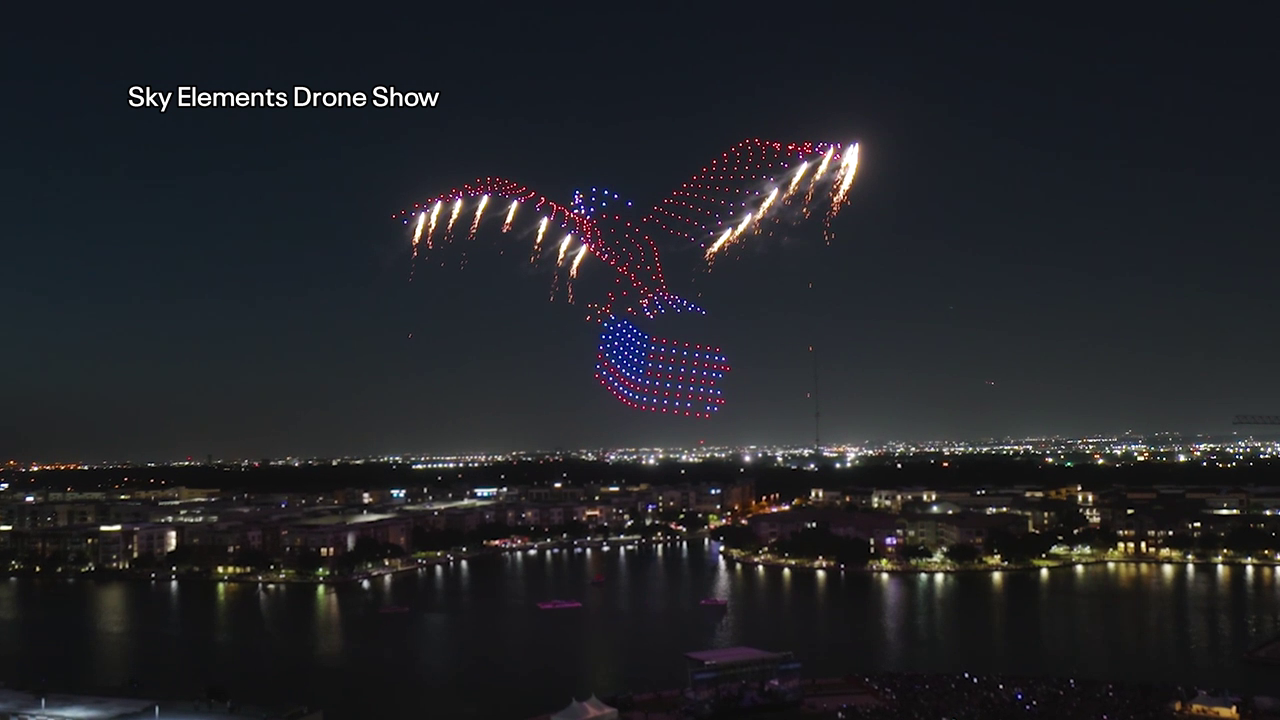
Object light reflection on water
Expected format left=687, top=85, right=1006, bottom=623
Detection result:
left=0, top=543, right=1276, bottom=720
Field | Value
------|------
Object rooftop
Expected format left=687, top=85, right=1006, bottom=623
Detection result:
left=685, top=646, right=784, bottom=665
left=0, top=690, right=317, bottom=720
left=291, top=512, right=400, bottom=527
left=0, top=690, right=154, bottom=719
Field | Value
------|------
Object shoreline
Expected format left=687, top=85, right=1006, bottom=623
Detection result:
left=8, top=537, right=1280, bottom=584
left=720, top=548, right=1280, bottom=575
left=519, top=672, right=1232, bottom=720
left=523, top=677, right=881, bottom=720
left=0, top=536, right=686, bottom=585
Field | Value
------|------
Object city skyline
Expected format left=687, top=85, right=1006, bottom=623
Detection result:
left=5, top=6, right=1278, bottom=460
left=6, top=427, right=1280, bottom=468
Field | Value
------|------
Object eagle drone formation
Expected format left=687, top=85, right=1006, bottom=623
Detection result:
left=394, top=139, right=860, bottom=418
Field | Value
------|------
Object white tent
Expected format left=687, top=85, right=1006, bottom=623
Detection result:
left=582, top=695, right=618, bottom=720
left=550, top=695, right=618, bottom=720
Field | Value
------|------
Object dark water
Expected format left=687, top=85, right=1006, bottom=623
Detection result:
left=1, top=541, right=1278, bottom=719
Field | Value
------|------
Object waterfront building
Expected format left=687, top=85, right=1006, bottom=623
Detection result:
left=684, top=647, right=802, bottom=710
left=282, top=512, right=413, bottom=556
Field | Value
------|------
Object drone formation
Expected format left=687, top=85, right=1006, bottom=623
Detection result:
left=394, top=139, right=860, bottom=418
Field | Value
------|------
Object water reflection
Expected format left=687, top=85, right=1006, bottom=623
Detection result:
left=89, top=582, right=132, bottom=683
left=0, top=553, right=1277, bottom=720
left=313, top=584, right=343, bottom=664
left=881, top=573, right=905, bottom=667
left=214, top=582, right=231, bottom=643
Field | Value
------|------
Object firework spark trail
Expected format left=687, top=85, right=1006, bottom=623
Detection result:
left=812, top=146, right=836, bottom=183
left=425, top=201, right=442, bottom=248
left=411, top=212, right=426, bottom=256
left=532, top=217, right=549, bottom=261
left=502, top=200, right=518, bottom=232
left=566, top=245, right=589, bottom=302
left=704, top=216, right=751, bottom=262
left=802, top=147, right=836, bottom=212
left=569, top=245, right=588, bottom=278
left=556, top=234, right=573, bottom=266
left=549, top=234, right=574, bottom=301
left=823, top=144, right=862, bottom=243
left=721, top=215, right=753, bottom=254
left=705, top=188, right=778, bottom=261
left=784, top=161, right=809, bottom=201
left=446, top=198, right=462, bottom=234
left=398, top=178, right=638, bottom=311
left=468, top=194, right=489, bottom=240
left=830, top=143, right=860, bottom=212
left=752, top=188, right=779, bottom=234
left=705, top=227, right=734, bottom=260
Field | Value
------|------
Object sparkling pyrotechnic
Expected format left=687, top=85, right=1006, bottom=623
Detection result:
left=393, top=138, right=862, bottom=416
left=555, top=234, right=573, bottom=266
left=569, top=245, right=588, bottom=278
left=502, top=200, right=518, bottom=233
left=410, top=211, right=426, bottom=256
left=831, top=143, right=860, bottom=212
left=753, top=187, right=779, bottom=233
left=532, top=216, right=549, bottom=259
left=426, top=201, right=442, bottom=247
left=785, top=161, right=809, bottom=199
left=446, top=198, right=462, bottom=234
left=469, top=194, right=489, bottom=239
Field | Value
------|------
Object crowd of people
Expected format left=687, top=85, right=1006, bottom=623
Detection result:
left=832, top=673, right=1185, bottom=720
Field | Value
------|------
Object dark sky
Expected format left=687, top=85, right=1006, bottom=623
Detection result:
left=4, top=7, right=1278, bottom=461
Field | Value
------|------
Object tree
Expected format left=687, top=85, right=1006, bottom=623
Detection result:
left=295, top=550, right=324, bottom=574
left=657, top=509, right=682, bottom=524
left=412, top=527, right=463, bottom=552
left=987, top=530, right=1054, bottom=563
left=945, top=543, right=981, bottom=564
left=232, top=547, right=271, bottom=570
left=636, top=522, right=665, bottom=540
left=559, top=520, right=591, bottom=539
left=350, top=536, right=383, bottom=562
left=713, top=524, right=760, bottom=551
left=466, top=522, right=513, bottom=544
left=900, top=544, right=933, bottom=562
left=43, top=550, right=69, bottom=569
left=1022, top=532, right=1057, bottom=558
left=1224, top=526, right=1270, bottom=556
left=1196, top=531, right=1222, bottom=553
left=166, top=545, right=198, bottom=568
left=1042, top=499, right=1089, bottom=533
left=771, top=528, right=871, bottom=568
left=1074, top=526, right=1116, bottom=550
left=985, top=529, right=1023, bottom=560
left=678, top=512, right=708, bottom=533
left=130, top=553, right=159, bottom=570
left=835, top=539, right=871, bottom=567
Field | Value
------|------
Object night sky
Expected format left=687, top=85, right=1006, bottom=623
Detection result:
left=5, top=7, right=1278, bottom=461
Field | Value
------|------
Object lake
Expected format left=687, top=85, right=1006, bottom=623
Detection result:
left=1, top=540, right=1277, bottom=719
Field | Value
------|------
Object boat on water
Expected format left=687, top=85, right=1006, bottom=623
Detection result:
left=538, top=599, right=583, bottom=610
left=699, top=597, right=729, bottom=607
left=378, top=606, right=410, bottom=614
